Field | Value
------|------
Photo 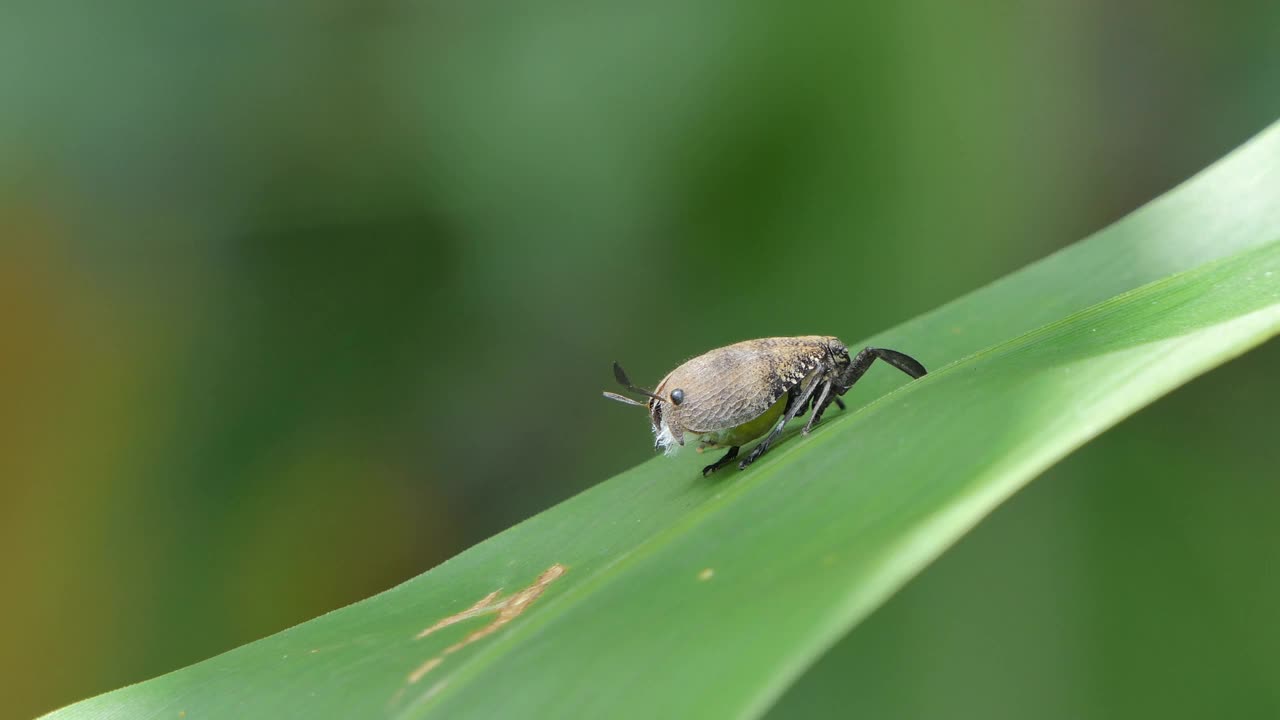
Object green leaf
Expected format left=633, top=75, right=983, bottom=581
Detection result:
left=48, top=123, right=1280, bottom=720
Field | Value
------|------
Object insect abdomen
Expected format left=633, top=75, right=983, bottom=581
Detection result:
left=700, top=393, right=788, bottom=448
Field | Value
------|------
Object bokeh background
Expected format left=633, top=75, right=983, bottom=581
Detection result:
left=4, top=2, right=1279, bottom=717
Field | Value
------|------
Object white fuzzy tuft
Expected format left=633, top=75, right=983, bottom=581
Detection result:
left=653, top=422, right=683, bottom=456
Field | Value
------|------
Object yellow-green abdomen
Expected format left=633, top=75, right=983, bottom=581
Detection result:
left=700, top=394, right=787, bottom=448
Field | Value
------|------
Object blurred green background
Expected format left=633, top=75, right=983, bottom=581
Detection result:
left=3, top=2, right=1279, bottom=718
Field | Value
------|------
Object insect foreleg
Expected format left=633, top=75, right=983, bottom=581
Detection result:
left=701, top=446, right=739, bottom=476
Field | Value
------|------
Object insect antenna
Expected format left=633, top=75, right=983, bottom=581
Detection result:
left=604, top=361, right=665, bottom=404
left=602, top=391, right=646, bottom=406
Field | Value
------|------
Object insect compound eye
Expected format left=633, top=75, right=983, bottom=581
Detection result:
left=670, top=388, right=685, bottom=405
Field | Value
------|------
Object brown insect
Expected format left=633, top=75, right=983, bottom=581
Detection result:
left=604, top=336, right=927, bottom=476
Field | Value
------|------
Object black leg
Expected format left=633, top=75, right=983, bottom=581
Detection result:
left=739, top=374, right=825, bottom=470
left=808, top=391, right=839, bottom=428
left=782, top=383, right=807, bottom=419
left=702, top=446, right=739, bottom=476
left=870, top=347, right=927, bottom=378
left=805, top=348, right=926, bottom=437
left=837, top=347, right=927, bottom=395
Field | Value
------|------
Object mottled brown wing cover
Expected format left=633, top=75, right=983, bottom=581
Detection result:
left=656, top=336, right=838, bottom=434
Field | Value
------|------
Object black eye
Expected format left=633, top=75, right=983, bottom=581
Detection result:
left=670, top=388, right=685, bottom=405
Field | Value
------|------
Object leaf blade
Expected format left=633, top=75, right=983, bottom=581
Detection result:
left=45, top=123, right=1280, bottom=720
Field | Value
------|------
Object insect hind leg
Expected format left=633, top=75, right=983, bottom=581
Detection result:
left=836, top=347, right=928, bottom=395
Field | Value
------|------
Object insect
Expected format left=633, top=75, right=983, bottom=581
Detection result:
left=604, top=336, right=927, bottom=476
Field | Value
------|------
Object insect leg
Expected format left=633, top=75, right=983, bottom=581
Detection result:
left=739, top=373, right=824, bottom=470
left=780, top=382, right=809, bottom=419
left=701, top=446, right=739, bottom=476
left=837, top=347, right=928, bottom=394
left=802, top=379, right=835, bottom=434
left=806, top=385, right=846, bottom=430
left=871, top=348, right=928, bottom=378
